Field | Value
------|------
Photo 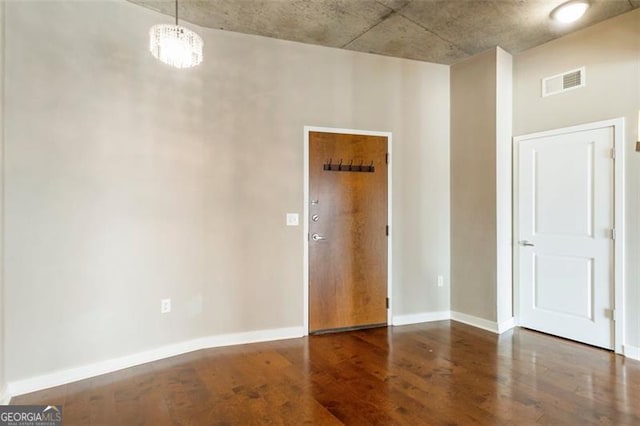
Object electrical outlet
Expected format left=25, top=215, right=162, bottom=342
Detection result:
left=437, top=275, right=444, bottom=287
left=161, top=298, right=171, bottom=314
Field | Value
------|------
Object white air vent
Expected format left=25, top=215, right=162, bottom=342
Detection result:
left=542, top=67, right=586, bottom=97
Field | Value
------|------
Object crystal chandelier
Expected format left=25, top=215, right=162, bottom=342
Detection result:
left=149, top=0, right=203, bottom=69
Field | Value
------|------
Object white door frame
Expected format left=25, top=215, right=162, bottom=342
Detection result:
left=513, top=117, right=625, bottom=354
left=303, top=126, right=393, bottom=336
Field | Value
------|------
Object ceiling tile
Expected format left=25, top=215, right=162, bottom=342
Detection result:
left=345, top=13, right=468, bottom=65
left=400, top=0, right=549, bottom=54
left=129, top=0, right=638, bottom=64
left=131, top=0, right=392, bottom=48
left=376, top=0, right=411, bottom=11
left=400, top=0, right=633, bottom=55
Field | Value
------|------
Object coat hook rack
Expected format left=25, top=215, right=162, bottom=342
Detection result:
left=323, top=158, right=375, bottom=173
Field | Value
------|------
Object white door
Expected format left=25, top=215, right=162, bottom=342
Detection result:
left=517, top=126, right=614, bottom=349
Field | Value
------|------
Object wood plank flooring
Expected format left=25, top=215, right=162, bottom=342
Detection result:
left=12, top=321, right=640, bottom=425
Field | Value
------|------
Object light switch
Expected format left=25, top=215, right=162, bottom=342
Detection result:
left=286, top=213, right=299, bottom=226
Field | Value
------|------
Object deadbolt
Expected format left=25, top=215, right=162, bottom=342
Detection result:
left=312, top=214, right=319, bottom=222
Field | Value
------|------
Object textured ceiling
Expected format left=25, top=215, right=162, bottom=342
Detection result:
left=129, top=0, right=639, bottom=64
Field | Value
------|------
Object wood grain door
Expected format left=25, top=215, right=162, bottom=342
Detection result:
left=309, top=131, right=388, bottom=333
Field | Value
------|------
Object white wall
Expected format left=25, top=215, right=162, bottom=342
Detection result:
left=199, top=21, right=451, bottom=332
left=513, top=9, right=640, bottom=347
left=5, top=0, right=208, bottom=384
left=450, top=47, right=513, bottom=325
left=495, top=48, right=513, bottom=326
left=451, top=49, right=498, bottom=321
left=4, top=0, right=451, bottom=383
left=0, top=0, right=6, bottom=402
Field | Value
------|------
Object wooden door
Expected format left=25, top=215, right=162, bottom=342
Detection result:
left=309, top=131, right=388, bottom=333
left=518, top=126, right=614, bottom=349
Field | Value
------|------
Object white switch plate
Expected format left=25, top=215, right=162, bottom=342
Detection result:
left=437, top=276, right=444, bottom=287
left=161, top=298, right=171, bottom=313
left=286, top=213, right=299, bottom=226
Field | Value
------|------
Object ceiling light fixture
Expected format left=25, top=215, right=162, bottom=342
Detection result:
left=550, top=0, right=590, bottom=24
left=149, top=0, right=203, bottom=69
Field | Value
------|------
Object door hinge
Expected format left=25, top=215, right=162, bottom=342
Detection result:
left=611, top=228, right=616, bottom=240
left=611, top=148, right=616, bottom=160
left=607, top=308, right=617, bottom=321
left=385, top=153, right=389, bottom=164
left=386, top=297, right=390, bottom=309
left=386, top=225, right=389, bottom=236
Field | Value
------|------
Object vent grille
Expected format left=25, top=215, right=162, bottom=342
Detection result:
left=563, top=70, right=582, bottom=88
left=542, top=67, right=586, bottom=97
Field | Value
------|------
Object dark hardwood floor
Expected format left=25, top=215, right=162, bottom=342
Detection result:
left=12, top=321, right=640, bottom=425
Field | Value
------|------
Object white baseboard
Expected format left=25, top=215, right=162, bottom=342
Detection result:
left=7, top=326, right=304, bottom=398
left=392, top=311, right=516, bottom=336
left=497, top=317, right=516, bottom=333
left=450, top=311, right=502, bottom=334
left=623, top=345, right=640, bottom=361
left=392, top=311, right=451, bottom=326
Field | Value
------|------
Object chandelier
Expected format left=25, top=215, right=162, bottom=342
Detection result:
left=149, top=0, right=203, bottom=69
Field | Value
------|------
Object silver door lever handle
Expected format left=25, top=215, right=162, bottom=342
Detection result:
left=520, top=240, right=535, bottom=247
left=312, top=233, right=326, bottom=241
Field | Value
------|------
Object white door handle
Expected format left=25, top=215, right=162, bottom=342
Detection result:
left=312, top=233, right=326, bottom=241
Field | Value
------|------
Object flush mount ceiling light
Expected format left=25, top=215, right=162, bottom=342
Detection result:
left=550, top=0, right=590, bottom=24
left=149, top=0, right=203, bottom=68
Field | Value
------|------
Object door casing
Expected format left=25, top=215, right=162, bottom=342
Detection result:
left=513, top=117, right=625, bottom=354
left=303, top=126, right=393, bottom=336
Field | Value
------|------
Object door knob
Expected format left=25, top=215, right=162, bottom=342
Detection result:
left=520, top=240, right=535, bottom=247
left=312, top=233, right=326, bottom=241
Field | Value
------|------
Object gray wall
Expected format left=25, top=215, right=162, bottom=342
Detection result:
left=513, top=9, right=640, bottom=347
left=0, top=0, right=5, bottom=399
left=450, top=49, right=498, bottom=321
left=4, top=0, right=451, bottom=382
